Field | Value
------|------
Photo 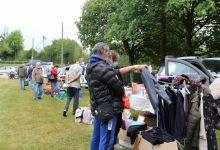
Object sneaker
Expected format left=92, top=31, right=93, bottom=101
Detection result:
left=63, top=111, right=67, bottom=117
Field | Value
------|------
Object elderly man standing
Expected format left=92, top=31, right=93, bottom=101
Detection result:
left=32, top=62, right=44, bottom=100
left=87, top=42, right=147, bottom=150
left=17, top=64, right=27, bottom=90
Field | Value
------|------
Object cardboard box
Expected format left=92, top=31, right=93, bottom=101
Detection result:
left=137, top=134, right=178, bottom=150
left=118, top=128, right=133, bottom=149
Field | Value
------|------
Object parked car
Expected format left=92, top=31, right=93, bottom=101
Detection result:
left=156, top=56, right=220, bottom=85
left=80, top=64, right=88, bottom=88
left=0, top=66, right=16, bottom=75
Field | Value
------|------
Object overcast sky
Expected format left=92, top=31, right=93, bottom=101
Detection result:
left=0, top=0, right=87, bottom=50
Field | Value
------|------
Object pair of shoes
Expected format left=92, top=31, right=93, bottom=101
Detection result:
left=63, top=111, right=67, bottom=117
left=37, top=97, right=42, bottom=100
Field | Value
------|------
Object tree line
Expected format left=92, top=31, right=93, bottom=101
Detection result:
left=0, top=30, right=87, bottom=65
left=76, top=0, right=220, bottom=65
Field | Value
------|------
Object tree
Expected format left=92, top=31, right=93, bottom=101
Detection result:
left=166, top=0, right=220, bottom=55
left=77, top=0, right=154, bottom=65
left=41, top=39, right=85, bottom=65
left=5, top=30, right=24, bottom=60
left=0, top=31, right=13, bottom=60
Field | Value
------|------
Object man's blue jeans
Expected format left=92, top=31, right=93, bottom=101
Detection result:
left=19, top=76, right=25, bottom=90
left=51, top=82, right=60, bottom=98
left=90, top=116, right=117, bottom=150
left=34, top=83, right=43, bottom=99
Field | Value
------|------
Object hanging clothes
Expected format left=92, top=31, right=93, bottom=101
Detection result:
left=158, top=87, right=186, bottom=141
left=158, top=87, right=175, bottom=134
left=173, top=91, right=186, bottom=141
left=202, top=86, right=218, bottom=150
left=141, top=68, right=171, bottom=112
left=186, top=91, right=201, bottom=148
left=199, top=93, right=208, bottom=150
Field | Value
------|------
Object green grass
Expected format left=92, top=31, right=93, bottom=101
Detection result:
left=0, top=79, right=93, bottom=150
left=0, top=78, right=219, bottom=150
left=217, top=130, right=220, bottom=148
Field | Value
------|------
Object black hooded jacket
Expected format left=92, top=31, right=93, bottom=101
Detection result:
left=86, top=55, right=125, bottom=116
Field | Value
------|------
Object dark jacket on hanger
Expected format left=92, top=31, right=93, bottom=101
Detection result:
left=202, top=87, right=218, bottom=150
left=158, top=89, right=186, bottom=141
left=173, top=91, right=186, bottom=140
left=141, top=68, right=171, bottom=112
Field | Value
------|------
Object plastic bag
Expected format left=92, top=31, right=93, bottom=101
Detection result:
left=129, top=94, right=154, bottom=114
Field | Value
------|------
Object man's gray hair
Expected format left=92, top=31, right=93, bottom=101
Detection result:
left=93, top=42, right=110, bottom=54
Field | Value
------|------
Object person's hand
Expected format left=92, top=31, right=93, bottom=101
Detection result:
left=133, top=64, right=148, bottom=70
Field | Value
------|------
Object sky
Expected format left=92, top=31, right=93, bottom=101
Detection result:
left=0, top=0, right=87, bottom=51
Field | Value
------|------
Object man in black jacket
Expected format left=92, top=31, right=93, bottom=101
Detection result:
left=87, top=42, right=125, bottom=150
left=87, top=42, right=147, bottom=150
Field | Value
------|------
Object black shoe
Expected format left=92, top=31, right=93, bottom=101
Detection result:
left=63, top=111, right=67, bottom=117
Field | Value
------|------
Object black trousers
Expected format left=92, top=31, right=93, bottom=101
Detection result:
left=113, top=113, right=122, bottom=145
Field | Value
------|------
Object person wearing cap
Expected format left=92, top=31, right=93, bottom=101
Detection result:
left=17, top=64, right=27, bottom=90
left=50, top=64, right=61, bottom=99
left=32, top=62, right=44, bottom=100
left=87, top=42, right=147, bottom=150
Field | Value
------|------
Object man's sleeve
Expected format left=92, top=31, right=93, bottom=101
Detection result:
left=101, top=66, right=125, bottom=97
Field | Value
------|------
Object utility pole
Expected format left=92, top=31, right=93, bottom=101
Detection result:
left=32, top=38, right=34, bottom=60
left=42, top=36, right=46, bottom=51
left=61, top=22, right=64, bottom=67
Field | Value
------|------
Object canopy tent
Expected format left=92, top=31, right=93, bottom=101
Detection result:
left=25, top=60, right=50, bottom=66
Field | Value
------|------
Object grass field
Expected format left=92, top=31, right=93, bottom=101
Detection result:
left=0, top=78, right=93, bottom=149
left=0, top=78, right=219, bottom=150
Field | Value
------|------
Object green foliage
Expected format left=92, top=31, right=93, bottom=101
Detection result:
left=37, top=39, right=86, bottom=65
left=166, top=0, right=220, bottom=55
left=77, top=0, right=220, bottom=66
left=5, top=30, right=24, bottom=59
left=0, top=32, right=13, bottom=60
left=0, top=40, right=13, bottom=60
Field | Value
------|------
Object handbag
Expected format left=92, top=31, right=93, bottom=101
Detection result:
left=48, top=74, right=55, bottom=81
left=96, top=102, right=113, bottom=122
left=122, top=96, right=130, bottom=109
left=24, top=79, right=29, bottom=86
left=63, top=83, right=70, bottom=88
